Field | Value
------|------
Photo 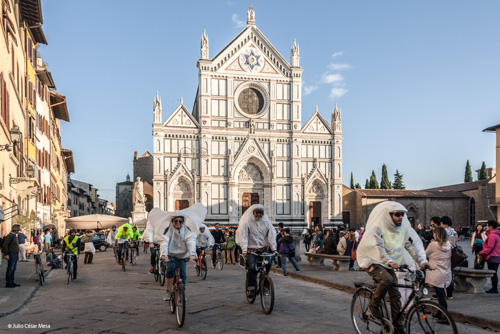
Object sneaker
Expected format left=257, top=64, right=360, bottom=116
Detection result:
left=446, top=296, right=453, bottom=300
left=367, top=304, right=384, bottom=320
left=486, top=289, right=499, bottom=294
left=163, top=291, right=172, bottom=301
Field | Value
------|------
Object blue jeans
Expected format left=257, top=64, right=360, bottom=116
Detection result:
left=166, top=257, right=187, bottom=285
left=246, top=253, right=272, bottom=289
left=281, top=254, right=300, bottom=276
left=5, top=253, right=19, bottom=284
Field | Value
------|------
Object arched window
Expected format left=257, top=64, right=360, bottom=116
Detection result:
left=469, top=198, right=476, bottom=226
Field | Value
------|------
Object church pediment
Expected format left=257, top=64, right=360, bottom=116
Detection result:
left=232, top=138, right=272, bottom=176
left=164, top=103, right=200, bottom=129
left=210, top=26, right=293, bottom=78
left=306, top=165, right=328, bottom=187
left=302, top=110, right=333, bottom=135
left=170, top=161, right=194, bottom=183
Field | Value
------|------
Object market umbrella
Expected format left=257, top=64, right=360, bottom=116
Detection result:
left=65, top=214, right=129, bottom=230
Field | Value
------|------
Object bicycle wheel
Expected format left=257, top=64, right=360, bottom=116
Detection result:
left=131, top=248, right=137, bottom=266
left=260, top=274, right=274, bottom=314
left=405, top=300, right=457, bottom=334
left=169, top=289, right=176, bottom=314
left=175, top=283, right=186, bottom=327
left=245, top=275, right=256, bottom=304
left=154, top=257, right=160, bottom=281
left=67, top=261, right=73, bottom=285
left=196, top=259, right=200, bottom=276
left=122, top=253, right=126, bottom=271
left=160, top=263, right=166, bottom=286
left=201, top=257, right=207, bottom=280
left=218, top=251, right=224, bottom=270
left=351, top=287, right=389, bottom=334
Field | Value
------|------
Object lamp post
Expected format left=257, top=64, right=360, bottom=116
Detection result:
left=0, top=127, right=22, bottom=152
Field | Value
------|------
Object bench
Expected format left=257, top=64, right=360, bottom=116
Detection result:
left=453, top=267, right=495, bottom=294
left=304, top=252, right=351, bottom=271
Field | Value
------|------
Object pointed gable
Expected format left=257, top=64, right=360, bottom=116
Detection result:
left=210, top=25, right=293, bottom=78
left=302, top=109, right=333, bottom=134
left=164, top=103, right=200, bottom=129
left=232, top=137, right=272, bottom=173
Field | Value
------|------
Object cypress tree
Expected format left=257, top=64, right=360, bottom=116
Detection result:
left=393, top=170, right=405, bottom=189
left=464, top=160, right=473, bottom=182
left=479, top=161, right=488, bottom=180
left=355, top=183, right=361, bottom=189
left=380, top=164, right=392, bottom=189
left=365, top=179, right=370, bottom=189
left=350, top=172, right=355, bottom=189
left=369, top=170, right=379, bottom=189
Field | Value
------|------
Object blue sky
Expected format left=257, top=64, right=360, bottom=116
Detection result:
left=40, top=1, right=499, bottom=202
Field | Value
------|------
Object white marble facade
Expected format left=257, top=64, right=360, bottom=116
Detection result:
left=152, top=7, right=343, bottom=228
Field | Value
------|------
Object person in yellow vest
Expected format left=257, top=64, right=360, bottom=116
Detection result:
left=62, top=229, right=81, bottom=280
left=131, top=225, right=142, bottom=257
left=115, top=223, right=133, bottom=264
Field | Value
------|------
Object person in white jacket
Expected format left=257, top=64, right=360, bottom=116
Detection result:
left=196, top=224, right=214, bottom=256
left=357, top=201, right=429, bottom=334
left=236, top=204, right=277, bottom=297
left=144, top=203, right=207, bottom=301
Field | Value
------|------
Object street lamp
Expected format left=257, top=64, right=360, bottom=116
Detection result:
left=0, top=127, right=22, bottom=152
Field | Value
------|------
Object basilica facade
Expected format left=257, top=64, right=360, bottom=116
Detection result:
left=152, top=7, right=343, bottom=228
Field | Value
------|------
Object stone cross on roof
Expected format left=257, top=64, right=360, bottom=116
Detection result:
left=247, top=4, right=256, bottom=25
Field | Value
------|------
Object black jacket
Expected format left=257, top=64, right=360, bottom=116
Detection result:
left=211, top=230, right=225, bottom=244
left=1, top=232, right=19, bottom=254
left=324, top=236, right=338, bottom=255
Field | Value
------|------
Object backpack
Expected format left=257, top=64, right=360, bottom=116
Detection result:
left=451, top=244, right=468, bottom=269
left=288, top=243, right=296, bottom=257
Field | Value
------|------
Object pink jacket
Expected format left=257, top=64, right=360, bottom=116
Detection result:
left=480, top=229, right=500, bottom=263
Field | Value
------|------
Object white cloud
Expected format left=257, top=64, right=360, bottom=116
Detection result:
left=332, top=51, right=344, bottom=58
left=322, top=73, right=344, bottom=84
left=304, top=85, right=320, bottom=95
left=330, top=87, right=348, bottom=99
left=232, top=14, right=245, bottom=28
left=328, top=63, right=352, bottom=70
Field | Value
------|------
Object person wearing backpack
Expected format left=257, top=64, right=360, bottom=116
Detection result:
left=279, top=228, right=300, bottom=276
left=225, top=231, right=236, bottom=264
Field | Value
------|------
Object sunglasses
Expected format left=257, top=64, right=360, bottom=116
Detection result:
left=254, top=211, right=264, bottom=215
left=173, top=219, right=184, bottom=223
left=392, top=212, right=405, bottom=218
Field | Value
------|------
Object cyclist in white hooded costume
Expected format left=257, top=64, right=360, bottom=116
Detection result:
left=143, top=203, right=207, bottom=301
left=357, top=201, right=428, bottom=334
left=236, top=204, right=277, bottom=296
left=196, top=224, right=214, bottom=251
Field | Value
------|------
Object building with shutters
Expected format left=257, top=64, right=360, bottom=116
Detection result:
left=152, top=7, right=343, bottom=228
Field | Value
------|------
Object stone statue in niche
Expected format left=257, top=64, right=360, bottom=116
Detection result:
left=249, top=119, right=256, bottom=134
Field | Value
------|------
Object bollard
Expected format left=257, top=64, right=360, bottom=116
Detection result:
left=292, top=233, right=301, bottom=262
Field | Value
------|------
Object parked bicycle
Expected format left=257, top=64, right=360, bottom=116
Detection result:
left=34, top=250, right=45, bottom=286
left=213, top=243, right=225, bottom=270
left=351, top=265, right=457, bottom=334
left=195, top=247, right=208, bottom=280
left=63, top=251, right=76, bottom=285
left=244, top=252, right=275, bottom=314
left=169, top=258, right=190, bottom=327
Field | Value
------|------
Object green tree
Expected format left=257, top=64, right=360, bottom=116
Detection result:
left=355, top=183, right=361, bottom=189
left=369, top=170, right=379, bottom=189
left=350, top=172, right=355, bottom=189
left=479, top=161, right=488, bottom=180
left=464, top=160, right=473, bottom=182
left=365, top=179, right=370, bottom=189
left=380, top=164, right=392, bottom=189
left=393, top=170, right=405, bottom=189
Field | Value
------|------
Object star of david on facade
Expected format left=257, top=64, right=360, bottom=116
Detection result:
left=244, top=51, right=260, bottom=70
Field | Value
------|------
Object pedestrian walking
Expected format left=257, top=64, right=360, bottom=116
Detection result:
left=18, top=229, right=28, bottom=262
left=2, top=224, right=21, bottom=288
left=471, top=224, right=486, bottom=255
left=345, top=229, right=358, bottom=270
left=426, top=226, right=452, bottom=312
left=279, top=228, right=300, bottom=276
left=83, top=230, right=96, bottom=264
left=43, top=230, right=52, bottom=253
left=480, top=220, right=500, bottom=294
left=337, top=231, right=347, bottom=255
left=303, top=228, right=312, bottom=252
left=225, top=230, right=236, bottom=264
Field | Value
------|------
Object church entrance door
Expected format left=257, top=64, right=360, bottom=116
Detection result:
left=175, top=200, right=189, bottom=210
left=309, top=201, right=321, bottom=228
left=242, top=193, right=259, bottom=215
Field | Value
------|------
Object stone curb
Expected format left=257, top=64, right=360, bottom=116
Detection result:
left=270, top=267, right=500, bottom=332
left=0, top=267, right=53, bottom=319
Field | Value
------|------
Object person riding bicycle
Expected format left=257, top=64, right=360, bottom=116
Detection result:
left=131, top=224, right=142, bottom=257
left=357, top=201, right=429, bottom=334
left=236, top=204, right=277, bottom=298
left=197, top=224, right=214, bottom=258
left=115, top=223, right=133, bottom=264
left=211, top=223, right=225, bottom=268
left=62, top=229, right=81, bottom=280
left=145, top=203, right=206, bottom=301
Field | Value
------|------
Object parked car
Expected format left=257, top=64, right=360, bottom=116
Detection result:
left=78, top=233, right=110, bottom=252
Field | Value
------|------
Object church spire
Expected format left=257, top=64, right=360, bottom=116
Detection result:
left=201, top=29, right=209, bottom=59
left=291, top=39, right=300, bottom=67
left=332, top=104, right=342, bottom=132
left=153, top=91, right=162, bottom=123
left=247, top=4, right=256, bottom=25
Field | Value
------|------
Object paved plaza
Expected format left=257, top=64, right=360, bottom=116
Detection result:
left=0, top=240, right=497, bottom=334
